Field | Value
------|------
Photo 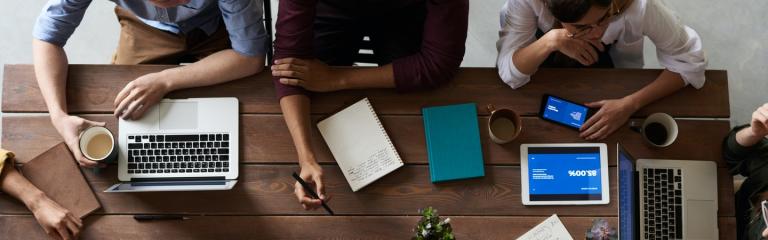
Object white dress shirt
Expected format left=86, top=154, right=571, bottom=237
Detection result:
left=496, top=0, right=707, bottom=89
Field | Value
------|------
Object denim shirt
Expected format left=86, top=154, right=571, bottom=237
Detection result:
left=33, top=0, right=267, bottom=57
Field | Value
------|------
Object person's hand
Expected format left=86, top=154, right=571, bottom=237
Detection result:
left=546, top=29, right=605, bottom=66
left=114, top=72, right=170, bottom=120
left=30, top=195, right=82, bottom=240
left=51, top=115, right=106, bottom=168
left=748, top=103, right=768, bottom=138
left=272, top=58, right=344, bottom=92
left=580, top=98, right=638, bottom=140
left=294, top=161, right=330, bottom=211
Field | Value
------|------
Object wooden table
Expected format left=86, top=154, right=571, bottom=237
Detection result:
left=0, top=65, right=735, bottom=239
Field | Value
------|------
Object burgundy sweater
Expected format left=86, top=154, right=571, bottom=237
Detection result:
left=272, top=0, right=469, bottom=98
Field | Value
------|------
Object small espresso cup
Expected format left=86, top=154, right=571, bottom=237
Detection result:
left=79, top=126, right=118, bottom=163
left=487, top=104, right=522, bottom=144
left=632, top=113, right=679, bottom=148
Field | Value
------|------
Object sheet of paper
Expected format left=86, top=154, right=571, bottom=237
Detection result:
left=317, top=98, right=403, bottom=191
left=516, top=214, right=573, bottom=240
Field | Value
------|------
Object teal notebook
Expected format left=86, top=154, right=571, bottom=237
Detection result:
left=422, top=103, right=485, bottom=183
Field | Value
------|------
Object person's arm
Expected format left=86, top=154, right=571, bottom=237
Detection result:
left=271, top=0, right=329, bottom=211
left=580, top=69, right=685, bottom=140
left=273, top=0, right=468, bottom=92
left=0, top=159, right=82, bottom=239
left=114, top=0, right=268, bottom=119
left=32, top=0, right=106, bottom=168
left=113, top=50, right=265, bottom=119
left=580, top=0, right=706, bottom=140
left=723, top=104, right=768, bottom=177
left=496, top=0, right=602, bottom=89
left=280, top=95, right=327, bottom=210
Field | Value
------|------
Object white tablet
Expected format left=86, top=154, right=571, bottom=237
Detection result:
left=520, top=143, right=610, bottom=205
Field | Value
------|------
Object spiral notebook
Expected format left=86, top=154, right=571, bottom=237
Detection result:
left=317, top=98, right=404, bottom=192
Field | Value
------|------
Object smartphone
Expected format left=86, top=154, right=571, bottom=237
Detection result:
left=538, top=94, right=595, bottom=130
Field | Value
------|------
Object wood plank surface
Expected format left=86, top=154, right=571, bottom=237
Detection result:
left=2, top=115, right=730, bottom=167
left=0, top=165, right=734, bottom=217
left=0, top=215, right=735, bottom=240
left=3, top=65, right=730, bottom=117
left=1, top=64, right=734, bottom=239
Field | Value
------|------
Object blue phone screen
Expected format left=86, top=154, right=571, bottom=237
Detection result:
left=542, top=96, right=589, bottom=128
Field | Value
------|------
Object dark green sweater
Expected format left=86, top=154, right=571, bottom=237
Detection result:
left=724, top=125, right=768, bottom=240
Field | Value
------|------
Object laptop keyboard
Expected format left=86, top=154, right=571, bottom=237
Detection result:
left=643, top=168, right=683, bottom=240
left=126, top=133, right=231, bottom=174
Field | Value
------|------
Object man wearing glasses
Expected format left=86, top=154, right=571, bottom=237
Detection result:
left=32, top=0, right=267, bottom=167
left=496, top=0, right=707, bottom=140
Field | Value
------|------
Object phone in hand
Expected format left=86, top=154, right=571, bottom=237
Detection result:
left=538, top=94, right=596, bottom=130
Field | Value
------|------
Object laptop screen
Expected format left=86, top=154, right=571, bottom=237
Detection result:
left=618, top=144, right=637, bottom=240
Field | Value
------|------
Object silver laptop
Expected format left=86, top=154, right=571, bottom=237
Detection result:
left=106, top=98, right=239, bottom=192
left=618, top=144, right=718, bottom=239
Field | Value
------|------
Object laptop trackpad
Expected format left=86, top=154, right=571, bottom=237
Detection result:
left=685, top=200, right=717, bottom=239
left=159, top=102, right=198, bottom=130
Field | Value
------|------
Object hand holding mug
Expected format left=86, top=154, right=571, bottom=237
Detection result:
left=51, top=115, right=106, bottom=168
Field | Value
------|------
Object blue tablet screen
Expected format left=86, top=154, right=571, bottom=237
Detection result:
left=528, top=147, right=603, bottom=201
left=542, top=96, right=589, bottom=128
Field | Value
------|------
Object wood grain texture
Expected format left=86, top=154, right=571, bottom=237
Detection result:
left=1, top=64, right=734, bottom=239
left=2, top=115, right=730, bottom=167
left=0, top=215, right=735, bottom=240
left=0, top=165, right=734, bottom=218
left=3, top=65, right=729, bottom=117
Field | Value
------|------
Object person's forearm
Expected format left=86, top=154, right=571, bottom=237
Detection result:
left=736, top=127, right=764, bottom=147
left=32, top=39, right=70, bottom=119
left=0, top=164, right=46, bottom=212
left=279, top=95, right=317, bottom=166
left=511, top=34, right=556, bottom=75
left=337, top=64, right=395, bottom=90
left=161, top=50, right=265, bottom=92
left=623, top=69, right=687, bottom=111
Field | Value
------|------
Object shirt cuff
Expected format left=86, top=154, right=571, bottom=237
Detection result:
left=497, top=51, right=531, bottom=89
left=32, top=17, right=72, bottom=46
left=273, top=78, right=309, bottom=100
left=726, top=125, right=758, bottom=157
left=0, top=148, right=14, bottom=171
left=231, top=37, right=268, bottom=58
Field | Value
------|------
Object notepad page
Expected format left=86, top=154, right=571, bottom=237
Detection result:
left=317, top=98, right=403, bottom=192
left=516, top=214, right=573, bottom=240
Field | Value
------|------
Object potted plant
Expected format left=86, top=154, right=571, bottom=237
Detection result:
left=586, top=218, right=618, bottom=240
left=413, top=207, right=455, bottom=240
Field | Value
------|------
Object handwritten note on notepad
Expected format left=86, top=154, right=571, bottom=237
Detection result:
left=516, top=214, right=573, bottom=240
left=317, top=98, right=404, bottom=192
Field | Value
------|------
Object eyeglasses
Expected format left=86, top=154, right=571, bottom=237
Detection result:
left=566, top=4, right=620, bottom=39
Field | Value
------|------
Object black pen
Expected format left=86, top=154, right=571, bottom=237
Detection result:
left=134, top=214, right=190, bottom=221
left=292, top=172, right=334, bottom=215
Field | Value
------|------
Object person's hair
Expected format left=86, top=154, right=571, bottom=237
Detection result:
left=545, top=0, right=612, bottom=23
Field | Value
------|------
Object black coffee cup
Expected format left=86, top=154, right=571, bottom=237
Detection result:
left=630, top=113, right=678, bottom=148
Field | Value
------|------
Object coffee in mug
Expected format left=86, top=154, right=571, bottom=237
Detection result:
left=79, top=126, right=117, bottom=162
left=636, top=113, right=678, bottom=148
left=487, top=104, right=522, bottom=144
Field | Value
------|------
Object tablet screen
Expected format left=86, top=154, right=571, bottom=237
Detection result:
left=527, top=147, right=603, bottom=201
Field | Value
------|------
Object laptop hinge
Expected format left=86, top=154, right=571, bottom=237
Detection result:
left=130, top=177, right=225, bottom=182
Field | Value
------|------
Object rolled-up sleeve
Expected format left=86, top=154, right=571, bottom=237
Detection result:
left=496, top=0, right=537, bottom=89
left=33, top=0, right=93, bottom=46
left=219, top=0, right=268, bottom=57
left=643, top=0, right=706, bottom=89
left=391, top=0, right=468, bottom=92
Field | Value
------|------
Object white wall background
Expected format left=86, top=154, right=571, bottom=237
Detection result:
left=1, top=0, right=766, bottom=130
